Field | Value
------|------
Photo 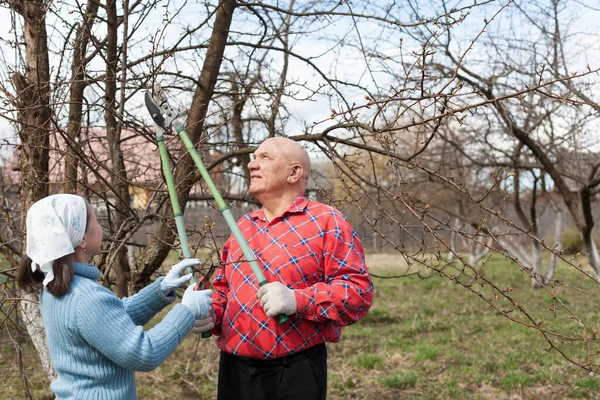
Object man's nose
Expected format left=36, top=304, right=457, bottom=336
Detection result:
left=248, top=159, right=258, bottom=170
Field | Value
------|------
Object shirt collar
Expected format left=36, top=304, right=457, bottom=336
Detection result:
left=251, top=195, right=309, bottom=222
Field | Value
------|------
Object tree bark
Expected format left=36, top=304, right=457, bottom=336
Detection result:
left=580, top=178, right=600, bottom=275
left=10, top=0, right=54, bottom=381
left=20, top=293, right=57, bottom=382
left=105, top=0, right=131, bottom=297
left=530, top=241, right=543, bottom=289
left=231, top=76, right=255, bottom=188
left=545, top=206, right=563, bottom=284
left=64, top=0, right=99, bottom=193
left=469, top=236, right=491, bottom=265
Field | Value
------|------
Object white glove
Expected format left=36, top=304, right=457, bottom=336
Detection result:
left=181, top=286, right=213, bottom=319
left=192, top=310, right=215, bottom=334
left=160, top=258, right=199, bottom=294
left=257, top=281, right=297, bottom=318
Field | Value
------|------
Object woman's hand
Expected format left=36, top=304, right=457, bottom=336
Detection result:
left=160, top=258, right=200, bottom=294
left=181, top=287, right=213, bottom=319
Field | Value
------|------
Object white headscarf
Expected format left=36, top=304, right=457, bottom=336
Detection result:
left=26, top=194, right=88, bottom=286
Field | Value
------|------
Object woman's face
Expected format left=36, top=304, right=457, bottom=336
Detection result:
left=83, top=204, right=103, bottom=256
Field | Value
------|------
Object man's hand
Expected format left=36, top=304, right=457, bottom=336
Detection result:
left=160, top=258, right=199, bottom=294
left=257, top=282, right=297, bottom=317
left=192, top=310, right=215, bottom=334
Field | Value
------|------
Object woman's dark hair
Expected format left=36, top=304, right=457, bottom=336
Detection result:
left=17, top=199, right=92, bottom=297
left=18, top=256, right=75, bottom=297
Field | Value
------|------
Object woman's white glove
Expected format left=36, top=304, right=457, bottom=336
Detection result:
left=160, top=258, right=199, bottom=294
left=257, top=282, right=297, bottom=317
left=181, top=286, right=213, bottom=319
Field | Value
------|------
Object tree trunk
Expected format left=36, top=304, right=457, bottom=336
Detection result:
left=20, top=293, right=56, bottom=382
left=530, top=241, right=543, bottom=289
left=64, top=0, right=99, bottom=193
left=105, top=0, right=131, bottom=298
left=231, top=77, right=254, bottom=188
left=10, top=0, right=54, bottom=381
left=581, top=178, right=600, bottom=275
left=497, top=237, right=533, bottom=271
left=545, top=206, right=564, bottom=284
left=447, top=228, right=457, bottom=261
left=469, top=236, right=491, bottom=265
left=447, top=218, right=460, bottom=261
left=584, top=234, right=600, bottom=276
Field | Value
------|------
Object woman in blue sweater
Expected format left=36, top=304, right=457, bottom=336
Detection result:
left=17, top=194, right=213, bottom=399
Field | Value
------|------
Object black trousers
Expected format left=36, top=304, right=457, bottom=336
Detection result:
left=217, top=343, right=327, bottom=400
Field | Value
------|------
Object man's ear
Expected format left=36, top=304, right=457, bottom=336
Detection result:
left=287, top=164, right=303, bottom=183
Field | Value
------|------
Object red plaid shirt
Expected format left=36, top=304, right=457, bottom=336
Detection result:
left=211, top=195, right=373, bottom=359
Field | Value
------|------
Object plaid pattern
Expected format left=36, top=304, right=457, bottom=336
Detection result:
left=212, top=196, right=373, bottom=359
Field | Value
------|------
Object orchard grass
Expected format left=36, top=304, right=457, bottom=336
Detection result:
left=3, top=253, right=600, bottom=399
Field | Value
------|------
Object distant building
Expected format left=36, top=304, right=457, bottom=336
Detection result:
left=1, top=128, right=230, bottom=209
left=1, top=127, right=236, bottom=246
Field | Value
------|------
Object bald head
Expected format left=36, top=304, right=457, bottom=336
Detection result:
left=247, top=137, right=312, bottom=216
left=265, top=137, right=311, bottom=177
left=248, top=137, right=312, bottom=204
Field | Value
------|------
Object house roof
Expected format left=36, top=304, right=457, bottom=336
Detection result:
left=1, top=128, right=198, bottom=193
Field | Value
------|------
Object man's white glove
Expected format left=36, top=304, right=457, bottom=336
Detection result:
left=160, top=258, right=199, bottom=294
left=192, top=310, right=215, bottom=334
left=257, top=281, right=297, bottom=318
left=181, top=286, right=213, bottom=319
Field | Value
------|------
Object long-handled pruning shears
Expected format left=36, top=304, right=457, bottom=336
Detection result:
left=144, top=83, right=289, bottom=333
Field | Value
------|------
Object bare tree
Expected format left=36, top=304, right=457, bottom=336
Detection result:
left=2, top=0, right=600, bottom=393
left=4, top=0, right=54, bottom=382
left=428, top=0, right=600, bottom=274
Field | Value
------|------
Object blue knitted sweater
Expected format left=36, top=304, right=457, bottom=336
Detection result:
left=39, top=262, right=194, bottom=399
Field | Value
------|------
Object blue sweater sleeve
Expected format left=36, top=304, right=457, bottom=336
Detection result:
left=121, top=278, right=175, bottom=326
left=76, top=285, right=194, bottom=372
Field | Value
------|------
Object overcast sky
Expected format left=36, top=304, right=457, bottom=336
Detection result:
left=1, top=1, right=600, bottom=165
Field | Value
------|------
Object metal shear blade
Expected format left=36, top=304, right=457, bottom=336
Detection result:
left=144, top=83, right=178, bottom=132
left=194, top=263, right=218, bottom=291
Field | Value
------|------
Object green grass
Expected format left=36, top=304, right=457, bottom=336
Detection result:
left=353, top=354, right=384, bottom=369
left=380, top=371, right=419, bottom=389
left=413, top=344, right=440, bottom=362
left=500, top=372, right=531, bottom=391
left=574, top=377, right=600, bottom=390
left=4, top=253, right=600, bottom=399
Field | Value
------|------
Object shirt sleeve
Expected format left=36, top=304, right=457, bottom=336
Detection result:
left=120, top=278, right=175, bottom=326
left=211, top=237, right=232, bottom=336
left=76, top=285, right=194, bottom=372
left=293, top=220, right=373, bottom=326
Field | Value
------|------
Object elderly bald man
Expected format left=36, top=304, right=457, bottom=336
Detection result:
left=199, top=137, right=373, bottom=400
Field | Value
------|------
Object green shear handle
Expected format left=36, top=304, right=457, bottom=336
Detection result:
left=145, top=85, right=289, bottom=328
